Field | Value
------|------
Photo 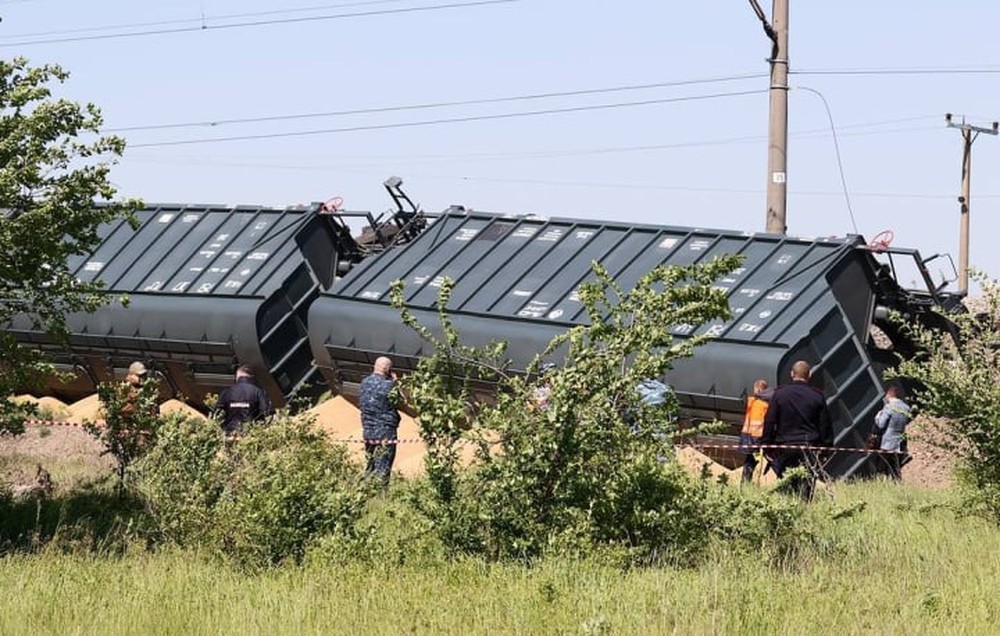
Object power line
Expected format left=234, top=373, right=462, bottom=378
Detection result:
left=125, top=117, right=938, bottom=165
left=793, top=67, right=1000, bottom=76
left=0, top=0, right=412, bottom=39
left=107, top=73, right=768, bottom=133
left=119, top=157, right=1000, bottom=200
left=128, top=89, right=769, bottom=148
left=125, top=119, right=938, bottom=164
left=0, top=0, right=520, bottom=47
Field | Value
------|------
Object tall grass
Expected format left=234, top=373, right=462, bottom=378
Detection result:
left=0, top=481, right=998, bottom=634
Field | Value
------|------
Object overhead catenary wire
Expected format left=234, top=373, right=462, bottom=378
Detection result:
left=0, top=0, right=414, bottom=39
left=123, top=156, right=1000, bottom=200
left=127, top=122, right=939, bottom=169
left=124, top=114, right=939, bottom=161
left=0, top=0, right=521, bottom=47
left=128, top=89, right=769, bottom=148
left=107, top=73, right=769, bottom=133
left=792, top=67, right=1000, bottom=76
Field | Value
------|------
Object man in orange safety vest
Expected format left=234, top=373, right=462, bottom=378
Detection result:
left=740, top=379, right=772, bottom=483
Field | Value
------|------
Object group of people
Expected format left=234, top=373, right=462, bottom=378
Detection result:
left=121, top=357, right=401, bottom=486
left=123, top=361, right=274, bottom=437
left=122, top=355, right=913, bottom=495
left=739, top=359, right=912, bottom=499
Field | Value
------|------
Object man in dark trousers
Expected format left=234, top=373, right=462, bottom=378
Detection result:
left=762, top=360, right=833, bottom=501
left=359, top=356, right=402, bottom=487
left=216, top=364, right=273, bottom=438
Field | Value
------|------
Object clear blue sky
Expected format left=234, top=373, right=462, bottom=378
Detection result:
left=3, top=0, right=999, bottom=285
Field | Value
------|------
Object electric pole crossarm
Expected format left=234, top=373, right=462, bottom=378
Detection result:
left=945, top=113, right=998, bottom=295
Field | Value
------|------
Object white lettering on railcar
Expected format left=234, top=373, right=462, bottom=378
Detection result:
left=766, top=291, right=794, bottom=302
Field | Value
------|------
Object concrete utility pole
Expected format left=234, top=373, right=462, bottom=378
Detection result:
left=748, top=0, right=790, bottom=234
left=945, top=113, right=998, bottom=295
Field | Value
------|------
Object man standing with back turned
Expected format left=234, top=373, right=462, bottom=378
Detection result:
left=359, top=356, right=402, bottom=487
left=762, top=360, right=832, bottom=500
left=216, top=364, right=273, bottom=438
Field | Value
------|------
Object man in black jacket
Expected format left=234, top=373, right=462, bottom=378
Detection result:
left=762, top=360, right=832, bottom=500
left=216, top=365, right=273, bottom=437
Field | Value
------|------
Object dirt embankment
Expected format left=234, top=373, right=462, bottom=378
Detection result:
left=902, top=416, right=956, bottom=489
left=3, top=394, right=960, bottom=490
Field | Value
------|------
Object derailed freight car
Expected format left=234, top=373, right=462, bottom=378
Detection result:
left=4, top=187, right=962, bottom=477
left=5, top=201, right=370, bottom=406
left=309, top=210, right=964, bottom=478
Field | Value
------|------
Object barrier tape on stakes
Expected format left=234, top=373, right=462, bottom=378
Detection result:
left=21, top=420, right=911, bottom=456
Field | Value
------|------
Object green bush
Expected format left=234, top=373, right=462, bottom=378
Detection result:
left=894, top=275, right=1000, bottom=524
left=133, top=413, right=368, bottom=569
left=391, top=257, right=778, bottom=564
left=88, top=378, right=162, bottom=487
left=130, top=413, right=228, bottom=546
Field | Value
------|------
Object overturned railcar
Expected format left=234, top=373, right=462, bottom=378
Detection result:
left=7, top=202, right=364, bottom=407
left=309, top=211, right=961, bottom=478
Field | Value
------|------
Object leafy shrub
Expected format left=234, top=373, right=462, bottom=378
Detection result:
left=88, top=378, right=161, bottom=487
left=130, top=413, right=228, bottom=545
left=894, top=274, right=1000, bottom=524
left=213, top=417, right=368, bottom=568
left=132, top=413, right=368, bottom=569
left=391, top=257, right=760, bottom=563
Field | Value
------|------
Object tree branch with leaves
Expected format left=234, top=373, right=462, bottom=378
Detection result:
left=0, top=57, right=141, bottom=434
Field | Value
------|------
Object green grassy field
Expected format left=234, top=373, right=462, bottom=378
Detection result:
left=0, top=481, right=998, bottom=635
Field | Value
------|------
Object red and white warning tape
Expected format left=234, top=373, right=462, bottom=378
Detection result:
left=21, top=420, right=908, bottom=456
left=24, top=419, right=95, bottom=428
left=679, top=442, right=908, bottom=456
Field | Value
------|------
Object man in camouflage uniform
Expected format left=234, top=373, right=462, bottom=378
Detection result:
left=359, top=356, right=402, bottom=486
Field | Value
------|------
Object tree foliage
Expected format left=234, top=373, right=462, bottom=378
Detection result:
left=87, top=379, right=162, bottom=489
left=392, top=255, right=750, bottom=563
left=894, top=275, right=1000, bottom=522
left=0, top=57, right=141, bottom=433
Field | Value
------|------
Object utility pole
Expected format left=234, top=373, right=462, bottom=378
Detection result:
left=748, top=0, right=789, bottom=234
left=945, top=113, right=997, bottom=295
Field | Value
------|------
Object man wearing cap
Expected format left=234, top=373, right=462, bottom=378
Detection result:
left=216, top=365, right=273, bottom=437
left=122, top=361, right=152, bottom=420
left=125, top=361, right=148, bottom=387
left=359, top=356, right=402, bottom=486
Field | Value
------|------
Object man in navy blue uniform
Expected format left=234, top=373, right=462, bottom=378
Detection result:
left=216, top=365, right=273, bottom=437
left=762, top=360, right=832, bottom=500
left=359, top=356, right=402, bottom=486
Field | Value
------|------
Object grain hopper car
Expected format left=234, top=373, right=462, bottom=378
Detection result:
left=5, top=180, right=963, bottom=476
